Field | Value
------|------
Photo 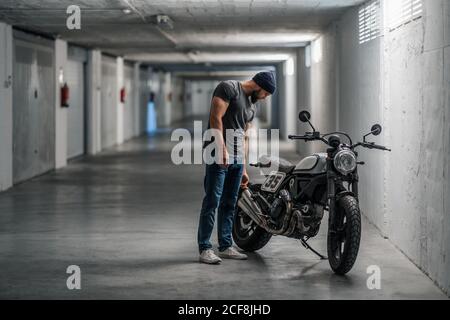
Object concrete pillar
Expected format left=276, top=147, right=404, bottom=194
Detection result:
left=54, top=39, right=68, bottom=169
left=133, top=62, right=141, bottom=137
left=116, top=57, right=124, bottom=144
left=283, top=55, right=297, bottom=142
left=184, top=80, right=193, bottom=118
left=296, top=47, right=312, bottom=157
left=0, top=22, right=13, bottom=191
left=86, top=49, right=102, bottom=155
left=157, top=71, right=172, bottom=128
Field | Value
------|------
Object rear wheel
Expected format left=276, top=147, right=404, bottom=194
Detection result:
left=232, top=206, right=272, bottom=252
left=327, top=195, right=361, bottom=275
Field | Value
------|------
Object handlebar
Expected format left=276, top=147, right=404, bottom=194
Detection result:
left=289, top=131, right=325, bottom=141
left=354, top=142, right=391, bottom=152
left=288, top=135, right=315, bottom=141
left=289, top=134, right=391, bottom=152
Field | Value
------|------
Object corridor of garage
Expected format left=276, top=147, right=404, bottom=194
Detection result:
left=0, top=0, right=449, bottom=299
left=0, top=126, right=447, bottom=299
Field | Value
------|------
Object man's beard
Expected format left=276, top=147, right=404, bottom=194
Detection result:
left=251, top=90, right=260, bottom=104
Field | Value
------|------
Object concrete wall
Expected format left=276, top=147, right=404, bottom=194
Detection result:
left=333, top=0, right=450, bottom=295
left=337, top=6, right=386, bottom=233
left=280, top=55, right=298, bottom=142
left=0, top=22, right=13, bottom=191
left=310, top=26, right=338, bottom=150
left=296, top=26, right=338, bottom=156
left=385, top=0, right=449, bottom=295
left=296, top=47, right=311, bottom=158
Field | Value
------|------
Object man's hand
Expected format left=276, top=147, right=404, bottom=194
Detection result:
left=219, top=147, right=230, bottom=169
left=241, top=170, right=249, bottom=189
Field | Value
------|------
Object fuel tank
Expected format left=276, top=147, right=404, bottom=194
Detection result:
left=293, top=153, right=327, bottom=175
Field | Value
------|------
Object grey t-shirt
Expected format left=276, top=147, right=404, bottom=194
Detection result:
left=203, top=80, right=256, bottom=155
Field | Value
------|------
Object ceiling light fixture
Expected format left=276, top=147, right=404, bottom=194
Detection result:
left=122, top=8, right=132, bottom=14
left=155, top=14, right=174, bottom=30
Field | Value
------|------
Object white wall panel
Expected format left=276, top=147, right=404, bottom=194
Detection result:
left=0, top=22, right=13, bottom=191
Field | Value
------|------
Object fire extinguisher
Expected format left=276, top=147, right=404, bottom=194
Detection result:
left=61, top=83, right=69, bottom=108
left=120, top=87, right=126, bottom=103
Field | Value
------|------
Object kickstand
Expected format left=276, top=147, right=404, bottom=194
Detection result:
left=300, top=237, right=328, bottom=260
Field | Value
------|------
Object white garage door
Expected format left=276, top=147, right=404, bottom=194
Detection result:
left=123, top=64, right=135, bottom=141
left=101, top=55, right=117, bottom=149
left=66, top=58, right=85, bottom=159
left=12, top=34, right=55, bottom=184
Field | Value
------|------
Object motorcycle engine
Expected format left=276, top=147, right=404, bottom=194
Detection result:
left=249, top=183, right=325, bottom=238
left=293, top=201, right=325, bottom=238
left=268, top=189, right=290, bottom=219
left=269, top=197, right=284, bottom=219
left=253, top=188, right=289, bottom=228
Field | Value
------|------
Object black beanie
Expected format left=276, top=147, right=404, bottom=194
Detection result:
left=252, top=71, right=276, bottom=94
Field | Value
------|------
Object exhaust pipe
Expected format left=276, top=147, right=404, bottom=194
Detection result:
left=237, top=189, right=294, bottom=236
left=237, top=190, right=267, bottom=227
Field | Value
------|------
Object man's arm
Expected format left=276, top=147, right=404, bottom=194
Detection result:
left=210, top=96, right=229, bottom=167
left=241, top=122, right=252, bottom=189
left=243, top=122, right=252, bottom=165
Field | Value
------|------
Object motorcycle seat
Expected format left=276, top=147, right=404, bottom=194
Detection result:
left=255, top=156, right=296, bottom=174
left=278, top=164, right=296, bottom=174
left=257, top=155, right=295, bottom=174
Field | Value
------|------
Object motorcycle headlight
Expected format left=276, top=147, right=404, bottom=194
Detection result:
left=333, top=150, right=357, bottom=175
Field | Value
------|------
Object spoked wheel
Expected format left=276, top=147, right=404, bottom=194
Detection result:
left=232, top=206, right=272, bottom=252
left=327, top=195, right=361, bottom=275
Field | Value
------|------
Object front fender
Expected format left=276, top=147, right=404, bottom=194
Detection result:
left=335, top=190, right=357, bottom=202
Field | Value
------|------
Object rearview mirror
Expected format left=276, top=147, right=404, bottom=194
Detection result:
left=299, top=111, right=311, bottom=123
left=371, top=124, right=382, bottom=136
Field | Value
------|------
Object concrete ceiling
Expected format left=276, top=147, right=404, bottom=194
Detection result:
left=0, top=0, right=367, bottom=63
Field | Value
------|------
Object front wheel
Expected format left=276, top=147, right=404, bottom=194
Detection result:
left=232, top=206, right=272, bottom=252
left=327, top=195, right=361, bottom=275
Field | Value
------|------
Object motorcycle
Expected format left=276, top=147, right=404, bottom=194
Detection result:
left=232, top=110, right=391, bottom=275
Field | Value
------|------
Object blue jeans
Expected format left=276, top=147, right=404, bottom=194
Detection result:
left=198, top=163, right=244, bottom=253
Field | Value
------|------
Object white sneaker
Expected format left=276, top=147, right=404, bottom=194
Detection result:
left=218, top=247, right=248, bottom=260
left=199, top=249, right=222, bottom=265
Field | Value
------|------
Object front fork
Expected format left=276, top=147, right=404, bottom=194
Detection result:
left=327, top=161, right=337, bottom=232
left=326, top=159, right=359, bottom=232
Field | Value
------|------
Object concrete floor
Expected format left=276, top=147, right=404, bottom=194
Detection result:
left=0, top=132, right=447, bottom=300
